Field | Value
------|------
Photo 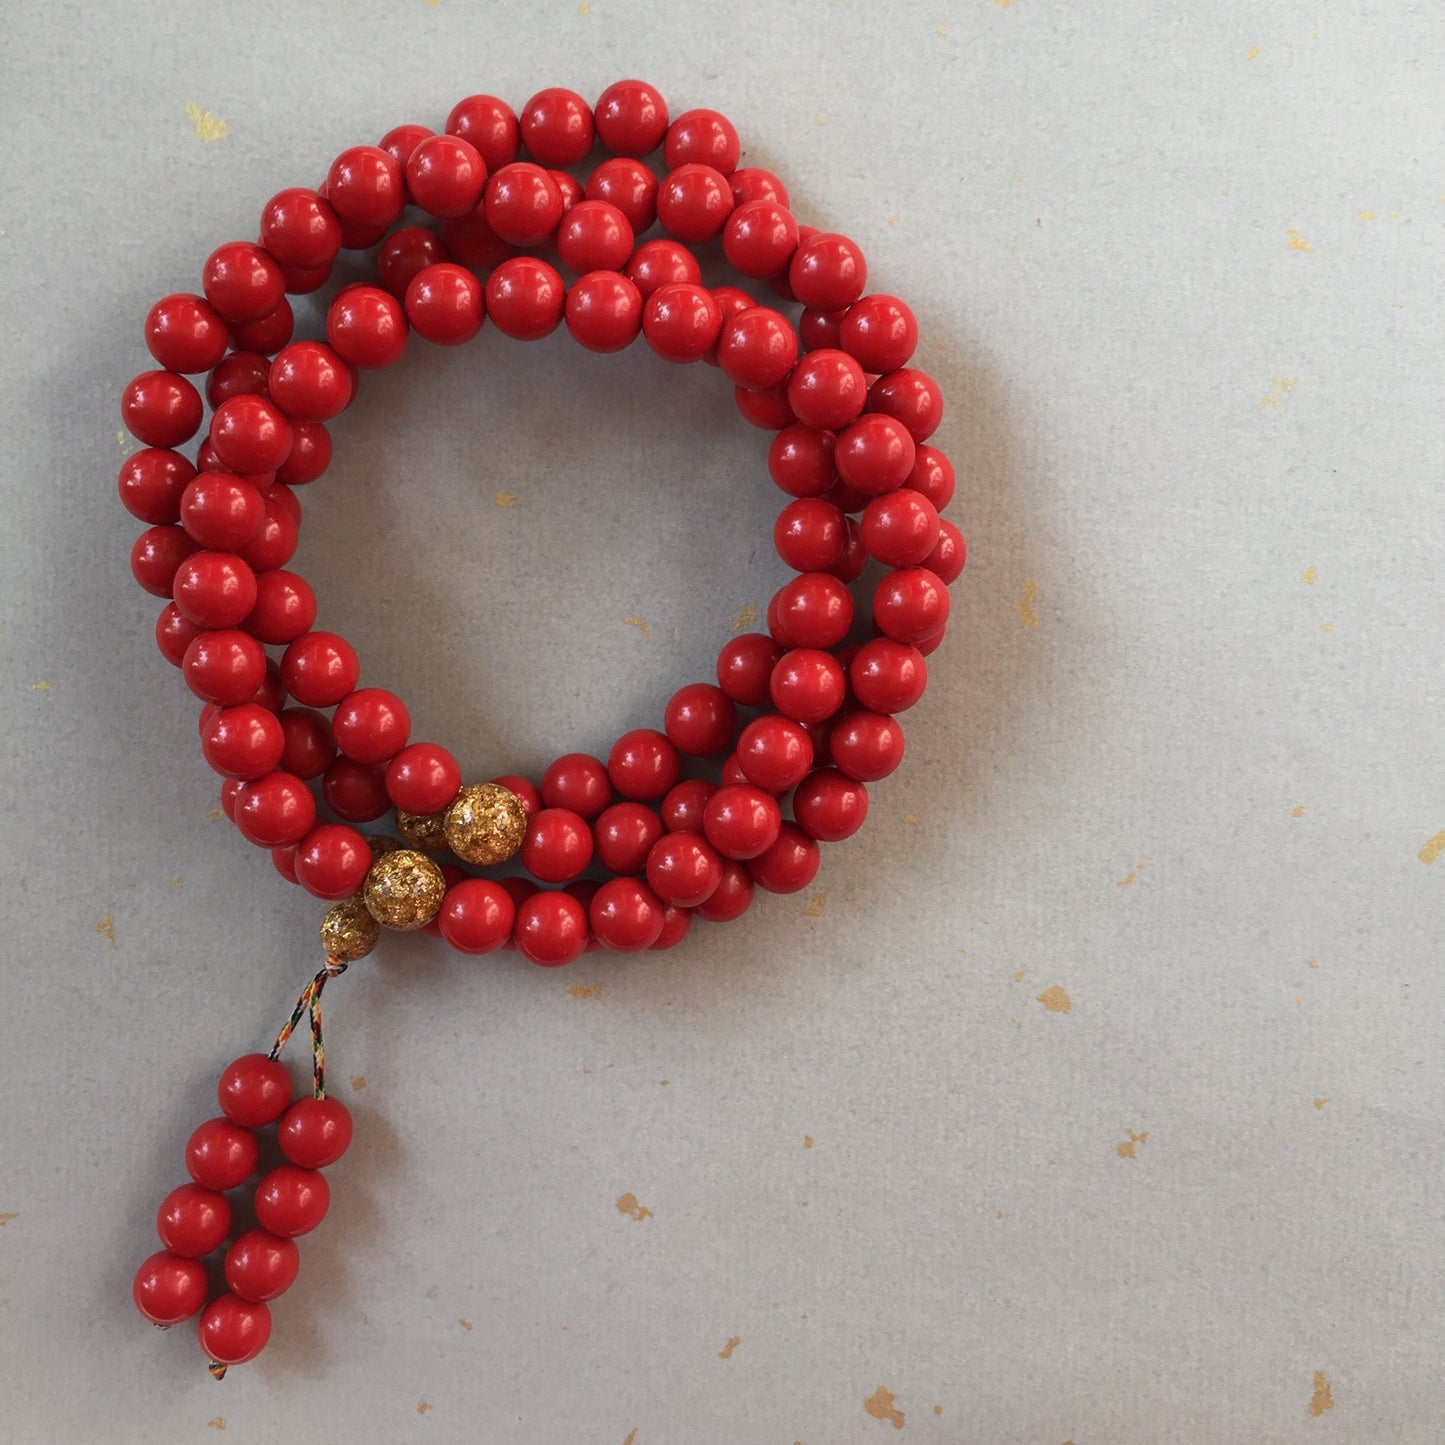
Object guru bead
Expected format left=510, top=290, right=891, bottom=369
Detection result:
left=319, top=893, right=382, bottom=960
left=443, top=782, right=528, bottom=864
left=362, top=848, right=447, bottom=930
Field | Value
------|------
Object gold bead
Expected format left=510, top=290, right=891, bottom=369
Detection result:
left=363, top=849, right=447, bottom=930
left=395, top=807, right=448, bottom=852
left=319, top=895, right=381, bottom=961
left=443, top=783, right=527, bottom=866
left=367, top=833, right=404, bottom=862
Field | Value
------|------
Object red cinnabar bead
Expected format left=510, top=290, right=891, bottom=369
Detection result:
left=694, top=860, right=755, bottom=922
left=233, top=771, right=317, bottom=848
left=197, top=1294, right=272, bottom=1365
left=281, top=631, right=360, bottom=708
left=122, top=371, right=204, bottom=449
left=515, top=890, right=589, bottom=966
left=585, top=156, right=659, bottom=233
left=595, top=79, right=669, bottom=157
left=145, top=294, right=229, bottom=374
left=646, top=831, right=724, bottom=908
left=185, top=1117, right=259, bottom=1192
left=557, top=199, right=635, bottom=275
left=224, top=1229, right=301, bottom=1303
left=608, top=728, right=682, bottom=801
left=625, top=239, right=701, bottom=297
left=485, top=256, right=566, bottom=340
left=438, top=878, right=516, bottom=954
left=134, top=1251, right=209, bottom=1326
left=716, top=632, right=785, bottom=707
left=723, top=200, right=800, bottom=279
left=748, top=822, right=822, bottom=893
left=593, top=801, right=666, bottom=875
left=156, top=1183, right=231, bottom=1258
left=183, top=629, right=268, bottom=707
left=203, top=242, right=285, bottom=324
left=255, top=1165, right=331, bottom=1237
left=657, top=163, right=733, bottom=243
left=327, top=285, right=408, bottom=369
left=736, top=715, right=815, bottom=791
left=277, top=1097, right=353, bottom=1169
left=717, top=307, right=797, bottom=391
left=326, top=146, right=406, bottom=229
left=332, top=688, right=411, bottom=765
left=446, top=94, right=521, bottom=170
left=521, top=808, right=595, bottom=884
left=406, top=263, right=485, bottom=346
left=664, top=108, right=740, bottom=174
left=261, top=188, right=343, bottom=269
left=565, top=270, right=643, bottom=353
left=210, top=395, right=294, bottom=475
left=661, top=778, right=717, bottom=833
left=703, top=784, right=782, bottom=860
left=793, top=767, right=870, bottom=842
left=589, top=877, right=667, bottom=951
left=664, top=682, right=738, bottom=756
left=484, top=162, right=564, bottom=247
left=294, top=823, right=371, bottom=900
left=405, top=134, right=487, bottom=218
left=521, top=86, right=595, bottom=166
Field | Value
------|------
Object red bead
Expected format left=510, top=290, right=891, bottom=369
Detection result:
left=405, top=262, right=485, bottom=346
left=556, top=199, right=634, bottom=274
left=734, top=380, right=797, bottom=431
left=156, top=1183, right=230, bottom=1258
left=736, top=715, right=814, bottom=791
left=376, top=225, right=450, bottom=299
left=183, top=628, right=267, bottom=706
left=274, top=420, right=331, bottom=486
left=716, top=632, right=784, bottom=707
left=660, top=778, right=716, bottom=833
left=203, top=242, right=286, bottom=324
left=219, top=777, right=245, bottom=822
left=122, top=370, right=203, bottom=448
left=540, top=753, right=611, bottom=818
left=210, top=395, right=293, bottom=474
left=197, top=1294, right=271, bottom=1365
left=520, top=807, right=595, bottom=883
left=484, top=162, right=563, bottom=247
left=405, top=134, right=487, bottom=218
left=656, top=163, right=732, bottom=242
left=277, top=1096, right=353, bottom=1169
left=254, top=1164, right=330, bottom=1237
left=179, top=473, right=263, bottom=550
left=250, top=657, right=287, bottom=714
left=868, top=367, right=943, bottom=444
left=233, top=771, right=316, bottom=848
left=327, top=284, right=408, bottom=369
left=770, top=648, right=847, bottom=724
left=774, top=497, right=847, bottom=573
left=589, top=876, right=666, bottom=951
left=326, top=146, right=405, bottom=228
left=860, top=488, right=940, bottom=569
left=646, top=831, right=723, bottom=908
left=717, top=307, right=797, bottom=391
left=650, top=904, right=693, bottom=950
left=663, top=682, right=737, bottom=756
left=260, top=187, right=342, bottom=269
left=515, top=890, right=589, bottom=966
left=224, top=1229, right=300, bottom=1303
left=332, top=688, right=410, bottom=765
left=292, top=823, right=370, bottom=900
left=585, top=157, right=658, bottom=233
left=835, top=414, right=915, bottom=496
left=269, top=342, right=352, bottom=422
left=119, top=448, right=196, bottom=525
left=873, top=566, right=950, bottom=644
left=185, top=1117, right=259, bottom=1191
left=133, top=1250, right=208, bottom=1325
left=799, top=306, right=847, bottom=352
left=607, top=728, right=681, bottom=801
left=729, top=167, right=790, bottom=208
left=850, top=639, right=927, bottom=713
left=694, top=860, right=754, bottom=923
left=906, top=444, right=956, bottom=512
left=830, top=709, right=906, bottom=781
left=446, top=94, right=521, bottom=170
left=594, top=79, right=668, bottom=156
left=926, top=518, right=966, bottom=583
left=593, top=801, right=665, bottom=874
left=702, top=784, right=782, bottom=860
left=278, top=707, right=335, bottom=780
left=282, top=632, right=360, bottom=707
left=551, top=168, right=585, bottom=214
left=228, top=298, right=294, bottom=356
left=244, top=492, right=301, bottom=575
left=624, top=239, right=700, bottom=298
left=173, top=551, right=257, bottom=629
left=664, top=108, right=740, bottom=174
left=485, top=256, right=566, bottom=340
left=768, top=425, right=837, bottom=498
left=520, top=86, right=594, bottom=165
left=490, top=774, right=541, bottom=821
left=774, top=572, right=854, bottom=648
left=201, top=702, right=285, bottom=780
left=380, top=742, right=457, bottom=814
left=840, top=294, right=918, bottom=373
left=641, top=282, right=722, bottom=363
left=788, top=232, right=867, bottom=311
left=206, top=351, right=271, bottom=408
left=722, top=200, right=799, bottom=279
left=438, top=878, right=516, bottom=954
left=145, top=294, right=229, bottom=373
left=156, top=603, right=200, bottom=666
left=748, top=822, right=821, bottom=894
left=786, top=349, right=867, bottom=431
left=322, top=757, right=390, bottom=822
left=795, top=767, right=870, bottom=842
left=565, top=270, right=643, bottom=353
left=443, top=207, right=516, bottom=272
left=277, top=259, right=333, bottom=294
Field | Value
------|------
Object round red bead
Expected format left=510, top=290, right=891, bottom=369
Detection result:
left=133, top=1251, right=208, bottom=1325
left=281, top=631, right=359, bottom=708
left=446, top=94, right=521, bottom=171
left=438, top=878, right=516, bottom=954
left=565, top=270, right=643, bottom=353
left=145, top=294, right=229, bottom=374
left=722, top=200, right=799, bottom=279
left=873, top=566, right=951, bottom=644
left=716, top=632, right=784, bottom=707
left=664, top=109, right=740, bottom=174
left=293, top=823, right=371, bottom=900
left=180, top=473, right=264, bottom=550
left=183, top=628, right=267, bottom=706
left=787, top=349, right=867, bottom=431
left=788, top=232, right=867, bottom=311
left=277, top=1097, right=354, bottom=1169
left=624, top=239, right=701, bottom=297
left=830, top=709, right=906, bottom=781
left=406, top=263, right=485, bottom=346
left=769, top=648, right=847, bottom=724
left=540, top=753, right=611, bottom=818
left=793, top=767, right=870, bottom=842
left=156, top=1183, right=231, bottom=1258
left=326, top=146, right=406, bottom=228
left=868, top=367, right=944, bottom=443
left=173, top=551, right=257, bottom=629
left=201, top=702, right=285, bottom=781
left=484, top=162, right=564, bottom=246
left=203, top=242, right=285, bottom=324
left=279, top=707, right=335, bottom=779
left=405, top=134, right=487, bottom=218
left=327, top=285, right=408, bottom=369
left=185, top=1117, right=260, bottom=1192
left=385, top=742, right=460, bottom=814
left=557, top=199, right=634, bottom=274
left=736, top=715, right=814, bottom=791
left=861, top=489, right=940, bottom=568
left=646, top=831, right=723, bottom=908
left=748, top=822, right=822, bottom=893
left=850, top=639, right=928, bottom=713
left=702, top=784, right=782, bottom=860
left=663, top=682, right=737, bottom=756
left=593, top=801, right=665, bottom=875
left=515, top=890, right=589, bottom=966
left=595, top=79, right=669, bottom=156
left=197, top=1294, right=272, bottom=1365
left=254, top=1164, right=330, bottom=1237
left=233, top=771, right=317, bottom=848
left=119, top=447, right=196, bottom=525
left=224, top=1229, right=300, bottom=1303
left=485, top=256, right=566, bottom=340
left=260, top=187, right=342, bottom=269
left=835, top=414, right=916, bottom=496
left=520, top=86, right=595, bottom=166
left=657, top=163, right=733, bottom=243
left=122, top=370, right=203, bottom=448
left=332, top=688, right=410, bottom=765
left=589, top=876, right=666, bottom=951
left=694, top=860, right=755, bottom=923
left=585, top=156, right=658, bottom=233
left=717, top=307, right=797, bottom=391
left=210, top=395, right=293, bottom=475
left=607, top=728, right=681, bottom=801
left=660, top=778, right=717, bottom=833
left=322, top=757, right=390, bottom=822
left=521, top=807, right=595, bottom=883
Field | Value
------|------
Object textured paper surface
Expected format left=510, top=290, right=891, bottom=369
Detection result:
left=1, top=1, right=1443, bottom=1441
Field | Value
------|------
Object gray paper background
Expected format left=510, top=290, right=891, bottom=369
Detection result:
left=2, top=1, right=1442, bottom=1441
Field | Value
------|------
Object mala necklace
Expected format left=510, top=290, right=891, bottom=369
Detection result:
left=120, top=81, right=963, bottom=1376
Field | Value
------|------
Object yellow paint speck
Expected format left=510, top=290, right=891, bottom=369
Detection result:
left=459, top=1317, right=472, bottom=1330
left=207, top=1420, right=225, bottom=1432
left=185, top=101, right=229, bottom=142
left=864, top=1386, right=905, bottom=1429
left=1036, top=985, right=1072, bottom=1014
left=1417, top=831, right=1445, bottom=865
left=1116, top=1129, right=1148, bottom=1160
left=624, top=616, right=650, bottom=641
left=28, top=680, right=50, bottom=692
left=1261, top=376, right=1297, bottom=409
left=1301, top=566, right=1316, bottom=585
left=803, top=893, right=827, bottom=918
left=171, top=875, right=182, bottom=886
left=209, top=805, right=224, bottom=822
left=1358, top=210, right=1375, bottom=221
left=1313, top=1098, right=1327, bottom=1110
left=1014, top=969, right=1025, bottom=982
left=887, top=215, right=899, bottom=227
left=1117, top=860, right=1148, bottom=886
left=417, top=1400, right=430, bottom=1416
left=1320, top=621, right=1333, bottom=632
left=659, top=1079, right=669, bottom=1086
left=1286, top=228, right=1311, bottom=252
left=1307, top=1371, right=1335, bottom=1418
left=935, top=1405, right=943, bottom=1415
left=1247, top=44, right=1260, bottom=60
left=718, top=1336, right=741, bottom=1359
left=1308, top=959, right=1319, bottom=969
left=568, top=981, right=604, bottom=1000
left=617, top=1192, right=653, bottom=1222
left=578, top=0, right=590, bottom=10
left=0, top=1213, right=16, bottom=1227
left=995, top=0, right=1014, bottom=7
left=350, top=1074, right=367, bottom=1090
left=1014, top=578, right=1039, bottom=628
left=1291, top=805, right=1306, bottom=818
left=623, top=1433, right=638, bottom=1445
left=730, top=603, right=759, bottom=632
left=494, top=492, right=517, bottom=507
left=936, top=25, right=946, bottom=36
left=816, top=116, right=827, bottom=127
left=95, top=914, right=117, bottom=949
left=117, top=430, right=128, bottom=450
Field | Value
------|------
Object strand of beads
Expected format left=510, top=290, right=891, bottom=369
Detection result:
left=120, top=79, right=964, bottom=969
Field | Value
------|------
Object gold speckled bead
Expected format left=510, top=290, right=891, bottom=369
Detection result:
left=363, top=849, right=447, bottom=930
left=395, top=807, right=449, bottom=852
left=443, top=783, right=527, bottom=866
left=319, top=895, right=382, bottom=961
left=367, top=834, right=404, bottom=861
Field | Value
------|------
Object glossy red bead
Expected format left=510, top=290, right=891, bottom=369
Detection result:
left=233, top=771, right=317, bottom=848
left=520, top=86, right=594, bottom=165
left=830, top=709, right=906, bottom=781
left=210, top=395, right=293, bottom=475
left=624, top=239, right=701, bottom=298
left=133, top=1250, right=208, bottom=1325
left=376, top=226, right=449, bottom=299
left=122, top=370, right=204, bottom=448
left=584, top=156, right=658, bottom=233
left=717, top=307, right=797, bottom=391
left=405, top=263, right=485, bottom=346
left=267, top=341, right=351, bottom=423
left=873, top=566, right=951, bottom=644
left=244, top=493, right=301, bottom=575
left=716, top=632, right=784, bottom=707
left=774, top=497, right=847, bottom=573
left=664, top=108, right=740, bottom=174
left=588, top=877, right=666, bottom=951
left=206, top=351, right=271, bottom=408
left=156, top=1183, right=231, bottom=1258
left=722, top=200, right=799, bottom=279
left=322, top=757, right=391, bottom=822
left=642, top=282, right=722, bottom=363
left=748, top=822, right=822, bottom=894
left=768, top=425, right=837, bottom=499
left=185, top=1117, right=260, bottom=1192
left=485, top=256, right=566, bottom=340
left=332, top=688, right=410, bottom=764
left=774, top=572, right=854, bottom=648
left=736, top=714, right=814, bottom=791
left=565, top=270, right=643, bottom=352
left=119, top=448, right=196, bottom=525
left=224, top=1230, right=300, bottom=1304
left=796, top=766, right=870, bottom=841
left=438, top=878, right=516, bottom=954
left=788, top=232, right=867, bottom=311
left=840, top=294, right=918, bottom=372
left=201, top=702, right=286, bottom=780
left=227, top=298, right=294, bottom=356
left=197, top=1294, right=272, bottom=1365
left=799, top=305, right=848, bottom=352
left=183, top=628, right=267, bottom=706
left=646, top=830, right=723, bottom=908
left=734, top=380, right=796, bottom=431
left=850, top=638, right=927, bottom=713
left=155, top=602, right=199, bottom=666
left=729, top=166, right=790, bottom=208
left=274, top=420, right=331, bottom=486
left=651, top=904, right=693, bottom=950
left=540, top=753, right=611, bottom=818
left=281, top=631, right=359, bottom=708
left=607, top=728, right=681, bottom=801
left=515, top=889, right=589, bottom=966
left=663, top=682, right=737, bottom=756
left=446, top=94, right=521, bottom=170
left=694, top=859, right=755, bottom=922
left=594, top=79, right=668, bottom=156
left=484, top=162, right=563, bottom=246
left=405, top=134, right=487, bottom=218
left=327, top=285, right=408, bottom=369
left=660, top=778, right=716, bottom=833
left=203, top=242, right=286, bottom=324
left=278, top=707, right=336, bottom=780
left=770, top=648, right=847, bottom=724
left=861, top=487, right=940, bottom=568
left=145, top=294, right=229, bottom=373
left=179, top=473, right=263, bottom=550
left=277, top=1096, right=353, bottom=1169
left=787, top=349, right=867, bottom=431
left=906, top=444, right=956, bottom=512
left=379, top=742, right=457, bottom=815
left=868, top=367, right=944, bottom=444
left=326, top=146, right=405, bottom=228
left=520, top=807, right=595, bottom=883
left=444, top=206, right=516, bottom=270
left=593, top=801, right=665, bottom=875
left=293, top=823, right=371, bottom=900
left=835, top=414, right=915, bottom=496
left=703, top=784, right=782, bottom=860
left=260, top=187, right=343, bottom=269
left=254, top=1164, right=330, bottom=1237
left=657, top=163, right=732, bottom=243
left=173, top=551, right=258, bottom=629
left=926, top=518, right=966, bottom=583
left=557, top=199, right=634, bottom=274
